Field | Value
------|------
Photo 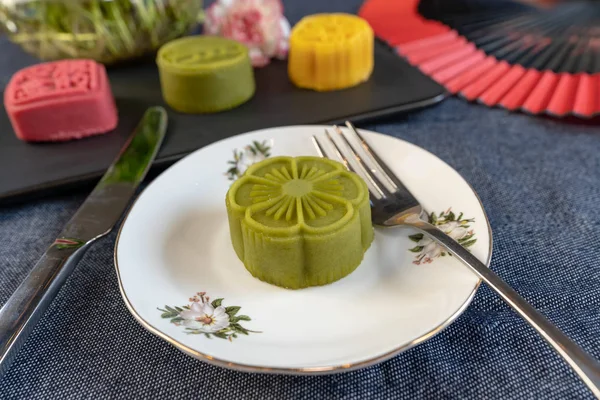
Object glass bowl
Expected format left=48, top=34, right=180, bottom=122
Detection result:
left=0, top=0, right=203, bottom=64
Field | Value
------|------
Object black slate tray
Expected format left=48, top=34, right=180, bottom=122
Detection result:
left=0, top=40, right=445, bottom=204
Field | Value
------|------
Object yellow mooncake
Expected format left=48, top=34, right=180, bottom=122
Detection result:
left=288, top=13, right=374, bottom=91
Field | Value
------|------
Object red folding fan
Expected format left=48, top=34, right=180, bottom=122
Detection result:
left=359, top=0, right=600, bottom=118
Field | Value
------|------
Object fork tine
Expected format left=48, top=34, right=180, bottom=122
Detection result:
left=314, top=132, right=354, bottom=177
left=323, top=128, right=387, bottom=199
left=322, top=130, right=351, bottom=171
left=344, top=121, right=409, bottom=192
left=314, top=132, right=383, bottom=199
left=333, top=125, right=397, bottom=194
left=311, top=135, right=327, bottom=159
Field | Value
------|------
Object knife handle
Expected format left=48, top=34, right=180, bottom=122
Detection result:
left=0, top=240, right=92, bottom=376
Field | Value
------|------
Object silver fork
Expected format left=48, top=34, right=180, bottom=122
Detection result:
left=313, top=121, right=600, bottom=398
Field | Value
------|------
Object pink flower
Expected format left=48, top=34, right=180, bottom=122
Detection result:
left=204, top=0, right=291, bottom=67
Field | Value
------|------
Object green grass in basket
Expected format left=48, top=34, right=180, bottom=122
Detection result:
left=0, top=0, right=203, bottom=64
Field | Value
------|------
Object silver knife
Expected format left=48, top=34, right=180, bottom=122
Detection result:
left=0, top=106, right=168, bottom=376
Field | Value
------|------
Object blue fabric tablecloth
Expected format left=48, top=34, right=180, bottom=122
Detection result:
left=1, top=1, right=599, bottom=398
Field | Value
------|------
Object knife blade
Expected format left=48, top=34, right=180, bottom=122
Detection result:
left=0, top=106, right=168, bottom=376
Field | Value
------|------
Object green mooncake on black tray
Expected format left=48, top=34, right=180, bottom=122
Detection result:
left=226, top=156, right=374, bottom=289
left=156, top=36, right=255, bottom=113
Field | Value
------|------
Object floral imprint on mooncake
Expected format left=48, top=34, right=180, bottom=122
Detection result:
left=409, top=208, right=477, bottom=265
left=8, top=60, right=97, bottom=104
left=226, top=156, right=374, bottom=289
left=226, top=140, right=272, bottom=180
left=158, top=292, right=259, bottom=341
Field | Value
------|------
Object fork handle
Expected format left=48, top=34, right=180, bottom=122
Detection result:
left=407, top=216, right=600, bottom=398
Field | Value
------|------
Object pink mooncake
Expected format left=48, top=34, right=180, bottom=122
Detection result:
left=4, top=59, right=118, bottom=142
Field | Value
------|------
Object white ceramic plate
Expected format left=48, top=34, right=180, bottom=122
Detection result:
left=115, top=125, right=492, bottom=374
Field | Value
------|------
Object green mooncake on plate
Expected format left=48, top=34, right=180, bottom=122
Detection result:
left=226, top=156, right=374, bottom=289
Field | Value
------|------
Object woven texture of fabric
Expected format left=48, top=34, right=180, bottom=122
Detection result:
left=1, top=1, right=599, bottom=399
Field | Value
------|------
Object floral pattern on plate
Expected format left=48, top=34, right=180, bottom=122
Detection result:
left=409, top=208, right=477, bottom=265
left=158, top=292, right=259, bottom=341
left=226, top=140, right=272, bottom=180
